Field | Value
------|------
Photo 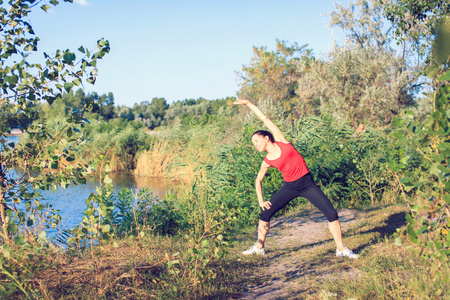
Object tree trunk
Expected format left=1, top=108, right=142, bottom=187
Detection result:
left=0, top=194, right=9, bottom=242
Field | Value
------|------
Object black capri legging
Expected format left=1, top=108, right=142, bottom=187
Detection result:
left=259, top=173, right=339, bottom=222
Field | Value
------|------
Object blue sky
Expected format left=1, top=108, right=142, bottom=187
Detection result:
left=28, top=0, right=343, bottom=106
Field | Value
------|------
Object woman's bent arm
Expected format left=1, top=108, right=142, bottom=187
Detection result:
left=255, top=161, right=271, bottom=210
left=233, top=99, right=288, bottom=143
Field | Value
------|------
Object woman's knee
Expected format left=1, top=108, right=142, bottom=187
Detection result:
left=259, top=211, right=271, bottom=222
left=326, top=210, right=339, bottom=222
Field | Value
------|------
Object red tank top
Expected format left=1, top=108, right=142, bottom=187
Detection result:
left=263, top=141, right=309, bottom=182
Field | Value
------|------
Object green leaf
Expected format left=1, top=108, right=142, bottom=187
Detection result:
left=63, top=52, right=76, bottom=62
left=411, top=205, right=421, bottom=213
left=24, top=44, right=34, bottom=51
left=405, top=185, right=415, bottom=192
left=38, top=231, right=47, bottom=243
left=104, top=176, right=112, bottom=184
left=14, top=234, right=26, bottom=246
left=41, top=5, right=50, bottom=12
left=393, top=132, right=405, bottom=140
left=101, top=224, right=110, bottom=233
left=7, top=223, right=18, bottom=233
left=438, top=70, right=450, bottom=81
left=405, top=214, right=415, bottom=224
left=416, top=225, right=427, bottom=235
left=394, top=237, right=403, bottom=246
left=6, top=75, right=18, bottom=84
left=444, top=194, right=450, bottom=204
left=407, top=224, right=418, bottom=244
left=64, top=82, right=74, bottom=92
left=429, top=163, right=440, bottom=176
left=73, top=78, right=81, bottom=86
left=445, top=180, right=450, bottom=192
left=400, top=156, right=409, bottom=165
left=432, top=111, right=441, bottom=120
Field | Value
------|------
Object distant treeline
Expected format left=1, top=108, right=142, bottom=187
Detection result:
left=33, top=88, right=235, bottom=129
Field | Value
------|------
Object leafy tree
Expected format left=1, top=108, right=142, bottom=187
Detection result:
left=383, top=1, right=450, bottom=272
left=331, top=0, right=394, bottom=48
left=98, top=92, right=115, bottom=120
left=293, top=0, right=420, bottom=125
left=0, top=0, right=110, bottom=245
left=85, top=91, right=115, bottom=121
left=381, top=0, right=450, bottom=57
left=114, top=105, right=134, bottom=121
left=296, top=42, right=418, bottom=125
left=237, top=40, right=312, bottom=111
left=150, top=97, right=168, bottom=120
left=38, top=88, right=87, bottom=120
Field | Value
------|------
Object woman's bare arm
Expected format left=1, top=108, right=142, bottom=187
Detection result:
left=255, top=161, right=272, bottom=210
left=233, top=99, right=288, bottom=143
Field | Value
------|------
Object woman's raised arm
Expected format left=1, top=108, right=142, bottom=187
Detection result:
left=233, top=99, right=288, bottom=143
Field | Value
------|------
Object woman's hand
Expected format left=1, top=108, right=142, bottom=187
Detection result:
left=233, top=99, right=250, bottom=106
left=259, top=201, right=272, bottom=211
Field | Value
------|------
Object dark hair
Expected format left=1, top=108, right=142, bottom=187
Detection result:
left=252, top=130, right=275, bottom=143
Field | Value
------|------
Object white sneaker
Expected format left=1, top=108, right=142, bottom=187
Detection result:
left=336, top=247, right=358, bottom=259
left=242, top=243, right=265, bottom=255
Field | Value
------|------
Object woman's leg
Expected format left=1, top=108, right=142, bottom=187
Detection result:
left=298, top=176, right=346, bottom=251
left=243, top=183, right=299, bottom=253
left=328, top=219, right=344, bottom=252
left=257, top=220, right=270, bottom=248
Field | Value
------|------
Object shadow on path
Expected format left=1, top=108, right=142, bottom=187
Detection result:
left=351, top=211, right=407, bottom=254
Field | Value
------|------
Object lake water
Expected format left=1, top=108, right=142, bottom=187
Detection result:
left=2, top=135, right=176, bottom=238
left=41, top=172, right=175, bottom=236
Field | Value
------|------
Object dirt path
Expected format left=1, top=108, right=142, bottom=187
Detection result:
left=235, top=206, right=408, bottom=300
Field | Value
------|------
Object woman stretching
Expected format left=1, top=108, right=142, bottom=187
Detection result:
left=234, top=99, right=357, bottom=258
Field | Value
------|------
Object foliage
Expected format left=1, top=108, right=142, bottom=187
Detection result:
left=390, top=74, right=450, bottom=259
left=132, top=97, right=169, bottom=129
left=110, top=187, right=182, bottom=236
left=0, top=0, right=110, bottom=240
left=387, top=16, right=450, bottom=269
left=381, top=0, right=450, bottom=56
left=296, top=42, right=418, bottom=125
left=66, top=157, right=115, bottom=252
left=80, top=118, right=149, bottom=170
left=237, top=40, right=312, bottom=111
left=291, top=115, right=416, bottom=207
left=0, top=0, right=111, bottom=296
left=331, top=0, right=394, bottom=48
left=293, top=0, right=422, bottom=126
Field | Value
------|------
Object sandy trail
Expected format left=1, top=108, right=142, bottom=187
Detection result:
left=235, top=206, right=407, bottom=300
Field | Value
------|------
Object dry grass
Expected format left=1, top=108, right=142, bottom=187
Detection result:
left=134, top=128, right=224, bottom=184
left=34, top=237, right=169, bottom=299
left=20, top=232, right=257, bottom=300
left=134, top=139, right=180, bottom=178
